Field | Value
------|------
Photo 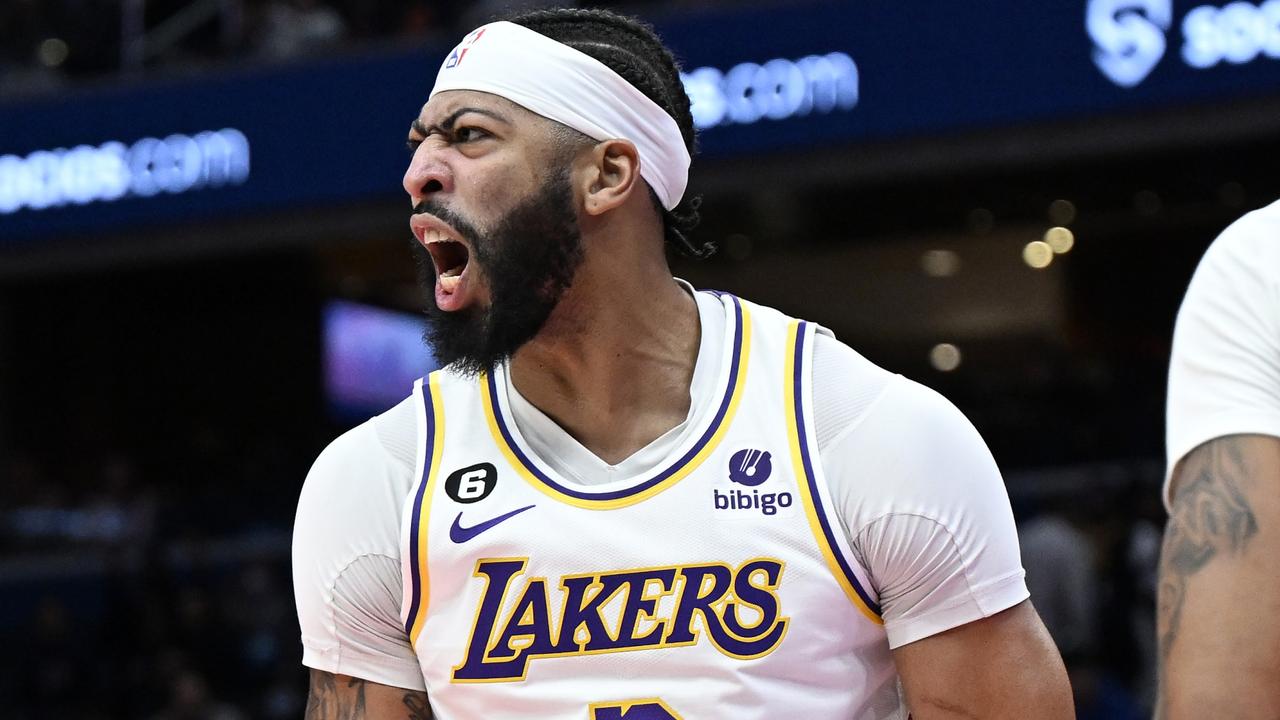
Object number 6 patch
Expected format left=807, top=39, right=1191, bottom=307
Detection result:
left=444, top=462, right=497, bottom=504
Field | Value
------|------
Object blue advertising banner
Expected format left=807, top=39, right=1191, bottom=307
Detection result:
left=670, top=0, right=1280, bottom=155
left=0, top=49, right=438, bottom=244
left=2, top=0, right=1279, bottom=243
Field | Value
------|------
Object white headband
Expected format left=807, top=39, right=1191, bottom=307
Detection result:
left=429, top=21, right=690, bottom=210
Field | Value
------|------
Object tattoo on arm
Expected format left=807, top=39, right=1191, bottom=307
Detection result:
left=403, top=692, right=434, bottom=720
left=306, top=671, right=364, bottom=720
left=1158, top=437, right=1259, bottom=661
left=305, top=670, right=432, bottom=719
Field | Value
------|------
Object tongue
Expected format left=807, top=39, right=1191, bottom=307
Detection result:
left=435, top=273, right=466, bottom=312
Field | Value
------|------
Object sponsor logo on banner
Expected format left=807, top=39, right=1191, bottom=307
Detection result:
left=1088, top=0, right=1280, bottom=87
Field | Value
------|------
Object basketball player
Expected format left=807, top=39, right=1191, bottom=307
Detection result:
left=1159, top=199, right=1280, bottom=718
left=293, top=8, right=1072, bottom=719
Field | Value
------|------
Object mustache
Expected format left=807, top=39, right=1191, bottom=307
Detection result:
left=411, top=200, right=482, bottom=246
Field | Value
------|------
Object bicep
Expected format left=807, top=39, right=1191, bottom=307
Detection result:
left=892, top=601, right=1072, bottom=720
left=306, top=670, right=432, bottom=720
left=1158, top=433, right=1280, bottom=718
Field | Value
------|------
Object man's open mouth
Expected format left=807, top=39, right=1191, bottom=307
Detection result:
left=424, top=232, right=470, bottom=293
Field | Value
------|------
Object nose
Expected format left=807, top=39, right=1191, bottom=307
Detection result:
left=402, top=146, right=454, bottom=206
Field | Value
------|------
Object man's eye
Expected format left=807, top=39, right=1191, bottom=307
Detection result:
left=406, top=138, right=423, bottom=154
left=455, top=127, right=488, bottom=143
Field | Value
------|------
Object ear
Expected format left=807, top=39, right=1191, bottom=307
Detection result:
left=580, top=139, right=641, bottom=217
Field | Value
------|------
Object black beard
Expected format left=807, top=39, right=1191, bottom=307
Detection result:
left=411, top=169, right=584, bottom=377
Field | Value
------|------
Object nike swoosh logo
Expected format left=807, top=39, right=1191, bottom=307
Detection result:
left=449, top=505, right=535, bottom=544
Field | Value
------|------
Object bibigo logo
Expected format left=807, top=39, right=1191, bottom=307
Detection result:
left=714, top=448, right=792, bottom=516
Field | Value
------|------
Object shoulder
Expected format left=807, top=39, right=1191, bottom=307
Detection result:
left=808, top=332, right=969, bottom=456
left=806, top=331, right=897, bottom=450
left=814, top=366, right=1026, bottom=645
left=1207, top=198, right=1280, bottom=263
left=1186, top=199, right=1280, bottom=300
left=1166, top=200, right=1280, bottom=502
left=816, top=359, right=1005, bottom=532
left=840, top=374, right=995, bottom=494
left=306, top=395, right=418, bottom=486
left=294, top=395, right=419, bottom=561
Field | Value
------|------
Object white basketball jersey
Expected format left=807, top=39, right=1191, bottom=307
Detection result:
left=399, top=293, right=906, bottom=719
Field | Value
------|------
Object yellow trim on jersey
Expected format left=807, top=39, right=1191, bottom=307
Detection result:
left=480, top=305, right=753, bottom=511
left=784, top=322, right=883, bottom=625
left=408, top=371, right=447, bottom=646
left=589, top=698, right=684, bottom=718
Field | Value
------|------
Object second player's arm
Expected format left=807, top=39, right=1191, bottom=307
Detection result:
left=305, top=670, right=432, bottom=720
left=1157, top=433, right=1280, bottom=719
left=892, top=600, right=1074, bottom=719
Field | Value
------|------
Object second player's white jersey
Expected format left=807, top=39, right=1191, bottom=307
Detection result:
left=397, top=292, right=906, bottom=719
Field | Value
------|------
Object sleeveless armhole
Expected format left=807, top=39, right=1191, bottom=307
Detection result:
left=785, top=321, right=884, bottom=625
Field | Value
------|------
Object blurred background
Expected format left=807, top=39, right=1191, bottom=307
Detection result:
left=2, top=0, right=1279, bottom=717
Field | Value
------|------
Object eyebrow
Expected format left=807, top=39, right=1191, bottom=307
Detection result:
left=410, top=107, right=511, bottom=137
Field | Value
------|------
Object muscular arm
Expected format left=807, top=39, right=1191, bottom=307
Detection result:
left=892, top=600, right=1073, bottom=719
left=1157, top=434, right=1280, bottom=719
left=306, top=670, right=432, bottom=720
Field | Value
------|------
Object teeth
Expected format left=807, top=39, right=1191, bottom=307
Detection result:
left=440, top=266, right=462, bottom=278
left=439, top=274, right=461, bottom=293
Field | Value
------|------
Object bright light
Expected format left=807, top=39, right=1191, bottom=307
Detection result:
left=1023, top=241, right=1054, bottom=269
left=930, top=343, right=962, bottom=372
left=921, top=249, right=961, bottom=277
left=1045, top=227, right=1075, bottom=254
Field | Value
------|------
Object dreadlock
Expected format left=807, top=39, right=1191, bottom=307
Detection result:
left=502, top=7, right=713, bottom=259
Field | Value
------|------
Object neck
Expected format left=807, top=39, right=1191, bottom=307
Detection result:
left=508, top=243, right=700, bottom=465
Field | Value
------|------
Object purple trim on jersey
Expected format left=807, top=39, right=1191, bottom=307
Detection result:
left=403, top=377, right=437, bottom=636
left=486, top=293, right=745, bottom=503
left=793, top=322, right=883, bottom=617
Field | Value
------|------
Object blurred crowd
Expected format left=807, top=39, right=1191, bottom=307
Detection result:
left=1014, top=464, right=1165, bottom=720
left=0, top=0, right=738, bottom=97
left=1, top=441, right=309, bottom=719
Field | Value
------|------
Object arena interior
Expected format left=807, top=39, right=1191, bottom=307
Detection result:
left=3, top=0, right=1280, bottom=717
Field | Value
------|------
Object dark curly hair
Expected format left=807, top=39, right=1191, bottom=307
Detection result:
left=503, top=7, right=712, bottom=259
